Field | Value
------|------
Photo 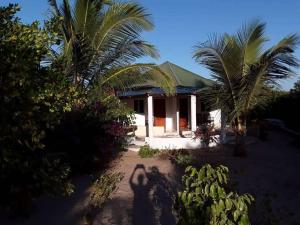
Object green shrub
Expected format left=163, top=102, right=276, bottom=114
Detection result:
left=175, top=154, right=194, bottom=167
left=175, top=164, right=254, bottom=225
left=0, top=4, right=77, bottom=215
left=47, top=94, right=132, bottom=173
left=138, top=145, right=159, bottom=158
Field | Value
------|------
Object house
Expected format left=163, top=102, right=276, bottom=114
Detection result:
left=118, top=61, right=221, bottom=149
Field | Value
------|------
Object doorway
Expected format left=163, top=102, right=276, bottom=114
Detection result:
left=153, top=98, right=166, bottom=126
left=179, top=98, right=188, bottom=129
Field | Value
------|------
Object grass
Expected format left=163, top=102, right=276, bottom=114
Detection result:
left=138, top=145, right=159, bottom=158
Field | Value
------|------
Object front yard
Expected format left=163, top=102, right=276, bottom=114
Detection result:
left=1, top=130, right=299, bottom=225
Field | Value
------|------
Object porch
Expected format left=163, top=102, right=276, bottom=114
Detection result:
left=121, top=92, right=221, bottom=150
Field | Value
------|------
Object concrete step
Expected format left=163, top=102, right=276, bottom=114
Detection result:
left=132, top=140, right=145, bottom=147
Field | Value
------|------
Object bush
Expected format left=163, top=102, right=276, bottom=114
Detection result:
left=175, top=164, right=254, bottom=225
left=194, top=123, right=218, bottom=147
left=0, top=5, right=77, bottom=215
left=138, top=145, right=159, bottom=158
left=46, top=94, right=132, bottom=173
left=250, top=89, right=300, bottom=132
left=175, top=154, right=194, bottom=167
left=84, top=172, right=124, bottom=225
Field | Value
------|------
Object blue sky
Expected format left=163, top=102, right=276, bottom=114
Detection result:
left=2, top=0, right=300, bottom=90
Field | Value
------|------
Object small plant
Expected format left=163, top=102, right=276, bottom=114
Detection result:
left=175, top=164, right=254, bottom=225
left=194, top=123, right=218, bottom=147
left=84, top=172, right=124, bottom=225
left=138, top=145, right=159, bottom=158
left=175, top=154, right=194, bottom=167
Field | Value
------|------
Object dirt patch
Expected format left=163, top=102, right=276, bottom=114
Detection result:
left=93, top=151, right=182, bottom=225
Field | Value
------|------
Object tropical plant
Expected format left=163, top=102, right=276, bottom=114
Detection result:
left=175, top=164, right=254, bottom=225
left=194, top=122, right=218, bottom=147
left=48, top=0, right=175, bottom=93
left=194, top=20, right=299, bottom=156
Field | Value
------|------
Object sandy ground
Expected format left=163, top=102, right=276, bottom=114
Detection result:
left=1, top=130, right=299, bottom=225
left=190, top=130, right=300, bottom=225
left=93, top=151, right=181, bottom=225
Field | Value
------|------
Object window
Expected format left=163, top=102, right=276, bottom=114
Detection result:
left=134, top=99, right=144, bottom=113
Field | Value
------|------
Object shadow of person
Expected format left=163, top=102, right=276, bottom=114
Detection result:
left=148, top=166, right=176, bottom=225
left=129, top=164, right=155, bottom=225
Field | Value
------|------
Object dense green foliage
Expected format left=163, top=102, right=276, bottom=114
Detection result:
left=0, top=2, right=151, bottom=216
left=194, top=20, right=299, bottom=155
left=175, top=154, right=194, bottom=167
left=138, top=145, right=159, bottom=158
left=175, top=165, right=254, bottom=225
left=250, top=87, right=300, bottom=132
left=0, top=4, right=79, bottom=214
left=47, top=95, right=133, bottom=172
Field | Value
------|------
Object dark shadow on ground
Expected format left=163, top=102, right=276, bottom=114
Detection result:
left=0, top=175, right=92, bottom=225
left=129, top=164, right=176, bottom=225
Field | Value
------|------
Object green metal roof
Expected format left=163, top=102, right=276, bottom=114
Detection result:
left=159, top=61, right=213, bottom=88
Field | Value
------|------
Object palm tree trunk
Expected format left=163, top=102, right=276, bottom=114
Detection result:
left=220, top=111, right=227, bottom=144
left=233, top=117, right=247, bottom=157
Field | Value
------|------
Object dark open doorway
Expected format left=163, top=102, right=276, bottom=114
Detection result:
left=153, top=99, right=166, bottom=127
left=179, top=98, right=188, bottom=129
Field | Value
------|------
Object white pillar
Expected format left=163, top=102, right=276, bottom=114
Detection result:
left=147, top=95, right=153, bottom=137
left=191, top=95, right=197, bottom=131
left=176, top=97, right=180, bottom=134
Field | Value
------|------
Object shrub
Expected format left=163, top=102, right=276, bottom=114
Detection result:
left=194, top=123, right=218, bottom=147
left=138, top=145, right=159, bottom=158
left=46, top=95, right=132, bottom=173
left=0, top=4, right=77, bottom=215
left=175, top=154, right=194, bottom=167
left=175, top=164, right=254, bottom=225
left=84, top=172, right=124, bottom=225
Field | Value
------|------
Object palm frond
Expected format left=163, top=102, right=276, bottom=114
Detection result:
left=98, top=63, right=175, bottom=95
left=194, top=20, right=299, bottom=125
left=91, top=2, right=153, bottom=55
left=49, top=0, right=172, bottom=92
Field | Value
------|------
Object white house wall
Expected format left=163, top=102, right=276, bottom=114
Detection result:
left=121, top=97, right=222, bottom=138
left=122, top=98, right=146, bottom=126
left=210, top=109, right=221, bottom=128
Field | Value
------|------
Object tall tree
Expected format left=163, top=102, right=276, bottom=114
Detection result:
left=48, top=0, right=174, bottom=94
left=194, top=20, right=299, bottom=156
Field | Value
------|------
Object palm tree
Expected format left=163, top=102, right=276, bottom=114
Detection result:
left=48, top=0, right=174, bottom=93
left=194, top=20, right=299, bottom=156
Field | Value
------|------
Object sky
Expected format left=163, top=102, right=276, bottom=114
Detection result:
left=1, top=0, right=300, bottom=90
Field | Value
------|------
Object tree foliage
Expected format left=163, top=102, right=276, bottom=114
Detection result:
left=194, top=20, right=299, bottom=130
left=0, top=4, right=80, bottom=214
left=48, top=0, right=175, bottom=93
left=194, top=20, right=299, bottom=155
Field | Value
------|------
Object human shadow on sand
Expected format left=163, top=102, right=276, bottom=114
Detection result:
left=129, top=164, right=176, bottom=225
